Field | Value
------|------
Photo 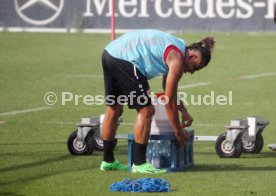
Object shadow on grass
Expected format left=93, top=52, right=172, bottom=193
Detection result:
left=0, top=192, right=24, bottom=196
left=240, top=151, right=276, bottom=158
left=0, top=165, right=94, bottom=186
left=0, top=142, right=65, bottom=146
left=189, top=163, right=276, bottom=172
left=193, top=151, right=217, bottom=155
left=0, top=154, right=70, bottom=173
left=0, top=154, right=97, bottom=186
left=0, top=144, right=130, bottom=186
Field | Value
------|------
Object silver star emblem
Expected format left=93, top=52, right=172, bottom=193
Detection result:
left=15, top=0, right=64, bottom=25
left=19, top=0, right=59, bottom=12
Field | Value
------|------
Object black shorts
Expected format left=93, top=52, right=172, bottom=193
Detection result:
left=102, top=50, right=152, bottom=109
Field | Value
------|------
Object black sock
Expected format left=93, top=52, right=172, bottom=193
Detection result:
left=103, top=140, right=115, bottom=163
left=134, top=142, right=147, bottom=165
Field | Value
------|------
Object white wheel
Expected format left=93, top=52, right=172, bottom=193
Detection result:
left=221, top=140, right=235, bottom=154
left=215, top=133, right=243, bottom=158
left=67, top=130, right=94, bottom=155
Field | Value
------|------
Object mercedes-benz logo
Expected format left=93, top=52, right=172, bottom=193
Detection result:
left=15, top=0, right=64, bottom=25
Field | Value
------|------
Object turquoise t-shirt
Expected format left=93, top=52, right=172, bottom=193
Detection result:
left=105, top=29, right=186, bottom=79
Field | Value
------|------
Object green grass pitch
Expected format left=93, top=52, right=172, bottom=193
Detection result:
left=0, top=32, right=276, bottom=195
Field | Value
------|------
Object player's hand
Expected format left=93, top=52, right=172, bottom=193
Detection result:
left=181, top=110, right=193, bottom=128
left=175, top=128, right=189, bottom=146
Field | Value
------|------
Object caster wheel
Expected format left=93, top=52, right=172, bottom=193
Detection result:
left=215, top=133, right=243, bottom=158
left=242, top=134, right=264, bottom=153
left=67, top=130, right=94, bottom=155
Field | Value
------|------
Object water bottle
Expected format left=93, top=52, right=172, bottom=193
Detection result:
left=160, top=140, right=171, bottom=168
left=146, top=140, right=154, bottom=163
left=151, top=141, right=161, bottom=168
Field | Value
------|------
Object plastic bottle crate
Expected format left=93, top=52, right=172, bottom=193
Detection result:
left=127, top=129, right=194, bottom=172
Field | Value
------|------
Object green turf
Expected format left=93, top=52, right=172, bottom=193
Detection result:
left=0, top=32, right=276, bottom=195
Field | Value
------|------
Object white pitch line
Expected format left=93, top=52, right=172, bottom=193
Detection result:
left=46, top=121, right=130, bottom=125
left=178, top=82, right=212, bottom=89
left=121, top=122, right=220, bottom=127
left=65, top=74, right=103, bottom=78
left=0, top=107, right=51, bottom=117
left=231, top=72, right=276, bottom=80
left=192, top=123, right=222, bottom=127
left=46, top=121, right=76, bottom=125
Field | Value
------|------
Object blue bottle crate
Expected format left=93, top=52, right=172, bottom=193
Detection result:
left=127, top=129, right=194, bottom=172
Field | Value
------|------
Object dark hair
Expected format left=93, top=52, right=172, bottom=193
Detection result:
left=187, top=37, right=215, bottom=67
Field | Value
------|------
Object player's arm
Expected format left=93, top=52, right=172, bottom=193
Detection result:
left=178, top=99, right=193, bottom=127
left=163, top=52, right=193, bottom=128
left=163, top=75, right=188, bottom=119
left=164, top=49, right=187, bottom=144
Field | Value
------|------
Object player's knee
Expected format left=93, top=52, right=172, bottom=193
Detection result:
left=139, top=105, right=155, bottom=119
left=106, top=105, right=123, bottom=119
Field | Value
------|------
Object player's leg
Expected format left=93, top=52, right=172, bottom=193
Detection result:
left=102, top=104, right=123, bottom=141
left=100, top=104, right=127, bottom=171
left=133, top=105, right=155, bottom=163
left=100, top=50, right=127, bottom=171
left=121, top=68, right=166, bottom=173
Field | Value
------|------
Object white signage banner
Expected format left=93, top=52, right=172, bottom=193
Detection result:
left=0, top=0, right=275, bottom=32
